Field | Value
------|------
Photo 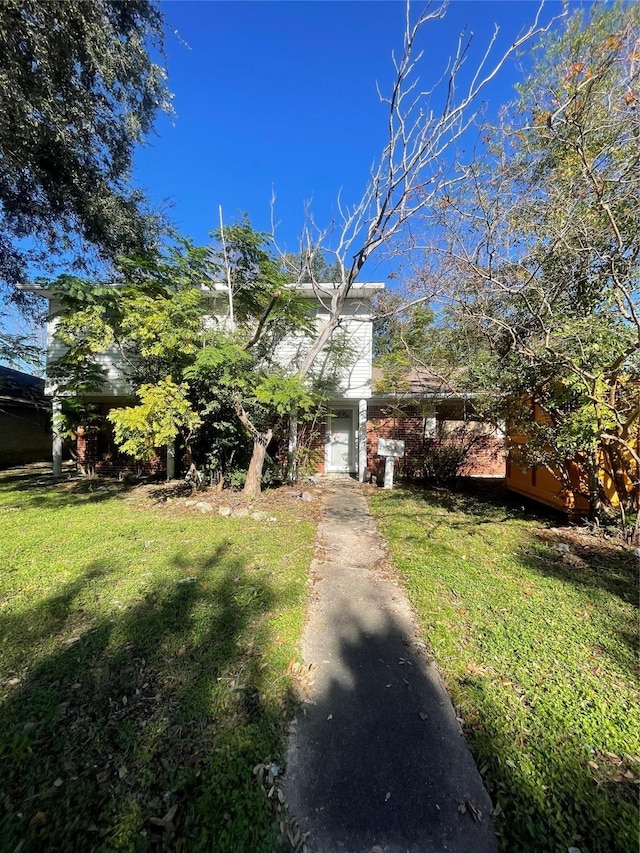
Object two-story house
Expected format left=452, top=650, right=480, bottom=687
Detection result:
left=24, top=281, right=505, bottom=482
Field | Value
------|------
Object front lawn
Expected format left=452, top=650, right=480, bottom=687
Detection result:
left=0, top=469, right=316, bottom=851
left=368, top=483, right=639, bottom=853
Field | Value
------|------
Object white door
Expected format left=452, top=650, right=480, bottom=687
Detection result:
left=327, top=409, right=354, bottom=472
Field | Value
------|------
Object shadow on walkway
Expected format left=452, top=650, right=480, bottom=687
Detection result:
left=286, top=479, right=496, bottom=853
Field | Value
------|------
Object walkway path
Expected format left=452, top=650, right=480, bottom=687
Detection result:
left=285, top=477, right=497, bottom=853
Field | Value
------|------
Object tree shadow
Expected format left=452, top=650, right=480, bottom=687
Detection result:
left=286, top=603, right=497, bottom=853
left=0, top=543, right=296, bottom=851
left=0, top=469, right=141, bottom=511
left=285, top=594, right=637, bottom=853
left=519, top=532, right=639, bottom=605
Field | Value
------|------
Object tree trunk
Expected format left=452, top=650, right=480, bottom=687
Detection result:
left=585, top=450, right=602, bottom=523
left=243, top=435, right=270, bottom=500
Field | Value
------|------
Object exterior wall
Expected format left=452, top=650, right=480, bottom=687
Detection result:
left=271, top=299, right=374, bottom=399
left=365, top=405, right=505, bottom=481
left=0, top=405, right=51, bottom=467
left=367, top=406, right=424, bottom=480
left=46, top=299, right=132, bottom=398
left=505, top=451, right=590, bottom=514
left=47, top=291, right=376, bottom=402
left=296, top=417, right=327, bottom=475
left=457, top=435, right=507, bottom=477
left=75, top=403, right=165, bottom=476
left=504, top=399, right=640, bottom=515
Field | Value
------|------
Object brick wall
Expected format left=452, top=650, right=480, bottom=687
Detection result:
left=366, top=405, right=505, bottom=480
left=367, top=406, right=425, bottom=479
left=296, top=418, right=326, bottom=475
left=76, top=404, right=166, bottom=476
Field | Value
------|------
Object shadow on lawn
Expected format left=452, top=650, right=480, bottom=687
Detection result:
left=391, top=482, right=636, bottom=604
left=0, top=544, right=296, bottom=852
left=285, top=595, right=637, bottom=853
left=0, top=466, right=141, bottom=510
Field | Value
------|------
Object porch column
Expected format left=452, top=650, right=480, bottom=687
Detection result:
left=288, top=409, right=298, bottom=482
left=358, top=399, right=368, bottom=482
left=166, top=442, right=176, bottom=480
left=52, top=395, right=63, bottom=477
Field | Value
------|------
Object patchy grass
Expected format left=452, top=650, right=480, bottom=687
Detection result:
left=0, top=468, right=316, bottom=852
left=368, top=482, right=639, bottom=853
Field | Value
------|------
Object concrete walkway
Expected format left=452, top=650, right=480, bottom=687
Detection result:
left=285, top=477, right=497, bottom=853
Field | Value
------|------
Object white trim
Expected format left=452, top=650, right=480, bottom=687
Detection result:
left=358, top=399, right=368, bottom=482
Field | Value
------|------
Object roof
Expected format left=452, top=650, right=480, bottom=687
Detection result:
left=0, top=366, right=48, bottom=407
left=18, top=281, right=386, bottom=300
left=370, top=366, right=468, bottom=398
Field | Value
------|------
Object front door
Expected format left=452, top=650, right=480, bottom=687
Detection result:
left=327, top=408, right=354, bottom=472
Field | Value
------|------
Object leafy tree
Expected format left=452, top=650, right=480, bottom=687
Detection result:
left=108, top=377, right=201, bottom=464
left=410, top=3, right=640, bottom=536
left=0, top=0, right=170, bottom=299
left=50, top=223, right=323, bottom=496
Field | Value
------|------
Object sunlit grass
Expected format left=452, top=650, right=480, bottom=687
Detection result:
left=0, top=471, right=315, bottom=851
left=369, top=484, right=639, bottom=853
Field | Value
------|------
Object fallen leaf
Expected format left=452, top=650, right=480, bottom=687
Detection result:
left=588, top=760, right=599, bottom=770
left=385, top=791, right=391, bottom=801
left=419, top=711, right=429, bottom=721
left=162, top=803, right=178, bottom=824
left=53, top=777, right=63, bottom=788
left=178, top=646, right=186, bottom=657
left=30, top=811, right=46, bottom=826
left=327, top=714, right=333, bottom=720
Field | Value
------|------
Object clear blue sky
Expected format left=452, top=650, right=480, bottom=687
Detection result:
left=134, top=0, right=567, bottom=271
left=5, top=0, right=571, bottom=370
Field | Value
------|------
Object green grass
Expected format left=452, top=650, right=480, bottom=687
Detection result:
left=368, top=483, right=639, bottom=853
left=0, top=469, right=315, bottom=852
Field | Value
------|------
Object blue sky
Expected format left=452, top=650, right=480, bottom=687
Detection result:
left=5, top=0, right=571, bottom=369
left=134, top=0, right=567, bottom=273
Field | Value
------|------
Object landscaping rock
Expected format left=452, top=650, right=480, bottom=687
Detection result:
left=196, top=501, right=213, bottom=513
left=218, top=505, right=232, bottom=517
left=251, top=510, right=268, bottom=521
left=233, top=507, right=249, bottom=519
left=301, top=492, right=314, bottom=503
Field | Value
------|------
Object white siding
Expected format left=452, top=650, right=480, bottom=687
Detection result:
left=45, top=288, right=378, bottom=400
left=270, top=297, right=374, bottom=398
left=45, top=299, right=132, bottom=397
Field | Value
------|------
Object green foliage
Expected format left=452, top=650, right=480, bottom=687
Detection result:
left=373, top=291, right=435, bottom=393
left=281, top=247, right=343, bottom=284
left=211, top=216, right=290, bottom=326
left=371, top=486, right=639, bottom=853
left=108, top=378, right=200, bottom=461
left=186, top=337, right=255, bottom=392
left=254, top=372, right=316, bottom=416
left=409, top=3, right=640, bottom=523
left=0, top=0, right=171, bottom=291
left=48, top=218, right=350, bottom=487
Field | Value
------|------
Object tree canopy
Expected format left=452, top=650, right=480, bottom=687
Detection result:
left=51, top=221, right=329, bottom=494
left=401, top=2, right=639, bottom=531
left=0, top=0, right=170, bottom=295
